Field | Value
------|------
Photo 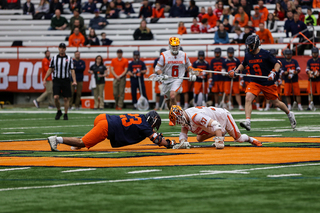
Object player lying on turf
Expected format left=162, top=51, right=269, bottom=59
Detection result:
left=47, top=111, right=175, bottom=151
left=169, top=105, right=262, bottom=149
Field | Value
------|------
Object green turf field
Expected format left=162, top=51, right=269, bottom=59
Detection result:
left=1, top=108, right=320, bottom=213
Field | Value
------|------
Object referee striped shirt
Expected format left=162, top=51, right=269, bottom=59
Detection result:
left=49, top=54, right=74, bottom=79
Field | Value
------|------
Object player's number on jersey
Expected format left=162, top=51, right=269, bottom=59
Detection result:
left=253, top=64, right=262, bottom=76
left=120, top=114, right=142, bottom=127
left=172, top=66, right=179, bottom=77
left=213, top=65, right=222, bottom=72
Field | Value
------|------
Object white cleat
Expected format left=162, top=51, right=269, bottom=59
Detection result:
left=47, top=136, right=59, bottom=151
left=264, top=107, right=270, bottom=111
left=298, top=105, right=303, bottom=111
left=240, top=121, right=251, bottom=131
left=239, top=105, right=244, bottom=111
left=288, top=111, right=297, bottom=129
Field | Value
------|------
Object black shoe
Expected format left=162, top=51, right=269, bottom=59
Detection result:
left=55, top=110, right=62, bottom=120
left=64, top=114, right=68, bottom=120
left=33, top=99, right=40, bottom=108
left=307, top=107, right=311, bottom=111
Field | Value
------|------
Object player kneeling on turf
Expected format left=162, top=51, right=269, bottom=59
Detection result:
left=169, top=105, right=262, bottom=149
left=47, top=111, right=175, bottom=151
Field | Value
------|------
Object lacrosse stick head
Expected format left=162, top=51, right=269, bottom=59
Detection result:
left=169, top=105, right=188, bottom=126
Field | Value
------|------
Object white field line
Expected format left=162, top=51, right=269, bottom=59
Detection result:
left=0, top=163, right=319, bottom=192
left=2, top=132, right=25, bottom=134
left=267, top=174, right=302, bottom=178
left=1, top=125, right=92, bottom=130
left=128, top=169, right=162, bottom=174
left=61, top=168, right=97, bottom=173
left=0, top=117, right=96, bottom=122
left=0, top=167, right=31, bottom=172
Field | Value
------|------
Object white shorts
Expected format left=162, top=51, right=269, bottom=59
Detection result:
left=162, top=79, right=183, bottom=98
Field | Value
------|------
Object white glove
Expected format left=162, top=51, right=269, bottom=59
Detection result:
left=159, top=74, right=169, bottom=82
left=268, top=70, right=276, bottom=81
left=315, top=71, right=319, bottom=77
left=189, top=74, right=197, bottom=82
left=221, top=70, right=227, bottom=76
left=213, top=136, right=224, bottom=149
left=173, top=141, right=191, bottom=149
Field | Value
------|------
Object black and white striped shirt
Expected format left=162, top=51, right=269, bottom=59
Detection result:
left=49, top=54, right=74, bottom=79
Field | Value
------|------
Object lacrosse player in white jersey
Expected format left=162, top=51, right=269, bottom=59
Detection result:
left=169, top=105, right=262, bottom=149
left=154, top=37, right=202, bottom=117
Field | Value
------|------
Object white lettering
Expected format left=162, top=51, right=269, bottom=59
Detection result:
left=0, top=62, right=10, bottom=90
left=32, top=62, right=44, bottom=90
left=84, top=100, right=91, bottom=108
left=18, top=62, right=33, bottom=90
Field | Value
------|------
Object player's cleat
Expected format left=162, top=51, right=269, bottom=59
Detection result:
left=239, top=105, right=244, bottom=111
left=64, top=114, right=68, bottom=120
left=55, top=110, right=62, bottom=120
left=250, top=138, right=262, bottom=147
left=257, top=107, right=263, bottom=111
left=240, top=121, right=251, bottom=131
left=288, top=111, right=297, bottom=129
left=33, top=99, right=40, bottom=108
left=47, top=136, right=59, bottom=151
left=264, top=107, right=270, bottom=111
left=298, top=105, right=303, bottom=111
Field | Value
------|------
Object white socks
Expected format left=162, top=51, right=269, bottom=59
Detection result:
left=57, top=137, right=63, bottom=144
left=155, top=102, right=159, bottom=109
left=246, top=118, right=251, bottom=123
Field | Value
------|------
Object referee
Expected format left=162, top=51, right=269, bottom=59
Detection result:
left=43, top=43, right=77, bottom=120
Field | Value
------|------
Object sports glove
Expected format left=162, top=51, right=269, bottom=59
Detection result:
left=308, top=71, right=315, bottom=78
left=221, top=70, right=227, bottom=76
left=173, top=141, right=191, bottom=149
left=151, top=132, right=164, bottom=145
left=315, top=71, right=319, bottom=77
left=191, top=68, right=203, bottom=75
left=228, top=69, right=237, bottom=79
left=165, top=139, right=176, bottom=149
left=268, top=70, right=276, bottom=81
left=159, top=74, right=169, bottom=82
left=288, top=69, right=294, bottom=79
left=189, top=74, right=197, bottom=82
left=213, top=136, right=224, bottom=149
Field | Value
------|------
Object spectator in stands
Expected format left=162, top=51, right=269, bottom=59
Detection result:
left=274, top=2, right=286, bottom=21
left=124, top=1, right=135, bottom=17
left=301, top=0, right=313, bottom=8
left=251, top=6, right=264, bottom=27
left=266, top=13, right=278, bottom=33
left=69, top=27, right=85, bottom=47
left=281, top=0, right=289, bottom=11
left=233, top=6, right=248, bottom=27
left=33, top=0, right=50, bottom=19
left=151, top=1, right=165, bottom=18
left=89, top=55, right=107, bottom=109
left=89, top=9, right=108, bottom=30
left=106, top=1, right=119, bottom=19
left=286, top=1, right=297, bottom=14
left=240, top=0, right=252, bottom=19
left=177, top=21, right=187, bottom=35
left=265, top=0, right=276, bottom=4
left=231, top=20, right=240, bottom=32
left=49, top=0, right=63, bottom=15
left=214, top=1, right=224, bottom=19
left=100, top=0, right=109, bottom=13
left=115, top=0, right=125, bottom=12
left=70, top=51, right=85, bottom=110
left=258, top=0, right=268, bottom=22
left=83, top=0, right=96, bottom=14
left=23, top=0, right=35, bottom=15
left=101, top=32, right=113, bottom=45
left=139, top=0, right=152, bottom=18
left=287, top=13, right=310, bottom=54
left=110, top=49, right=128, bottom=110
left=200, top=18, right=211, bottom=33
left=305, top=8, right=317, bottom=26
left=69, top=0, right=81, bottom=13
left=133, top=19, right=154, bottom=40
left=190, top=17, right=200, bottom=34
left=169, top=0, right=186, bottom=17
left=198, top=7, right=206, bottom=22
left=211, top=20, right=222, bottom=33
left=229, top=0, right=240, bottom=15
left=49, top=9, right=68, bottom=30
left=214, top=23, right=229, bottom=44
left=202, top=7, right=218, bottom=28
left=314, top=0, right=320, bottom=8
left=220, top=7, right=234, bottom=25
left=223, top=18, right=232, bottom=33
left=70, top=8, right=84, bottom=30
left=284, top=11, right=294, bottom=36
left=297, top=6, right=305, bottom=22
left=256, top=23, right=274, bottom=44
left=0, top=0, right=4, bottom=9
left=231, top=26, right=244, bottom=43
left=33, top=50, right=54, bottom=109
left=71, top=19, right=86, bottom=37
left=247, top=20, right=256, bottom=33
left=6, top=0, right=21, bottom=9
left=243, top=26, right=252, bottom=43
left=86, top=29, right=100, bottom=46
left=187, top=0, right=199, bottom=18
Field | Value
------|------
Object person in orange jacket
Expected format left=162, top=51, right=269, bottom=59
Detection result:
left=233, top=6, right=249, bottom=27
left=256, top=23, right=274, bottom=44
left=151, top=2, right=164, bottom=18
left=177, top=21, right=187, bottom=35
left=202, top=6, right=218, bottom=28
left=68, top=27, right=85, bottom=47
left=258, top=0, right=268, bottom=22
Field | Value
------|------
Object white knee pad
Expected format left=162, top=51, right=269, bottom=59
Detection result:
left=235, top=134, right=249, bottom=143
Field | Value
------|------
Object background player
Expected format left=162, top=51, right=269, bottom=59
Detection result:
left=230, top=35, right=296, bottom=131
left=154, top=37, right=200, bottom=111
left=306, top=47, right=320, bottom=110
left=222, top=47, right=243, bottom=110
left=281, top=48, right=303, bottom=111
left=193, top=50, right=210, bottom=106
left=210, top=47, right=225, bottom=107
left=47, top=111, right=175, bottom=151
left=169, top=105, right=262, bottom=149
left=153, top=48, right=166, bottom=110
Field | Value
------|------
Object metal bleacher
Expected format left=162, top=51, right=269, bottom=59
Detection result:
left=0, top=0, right=319, bottom=59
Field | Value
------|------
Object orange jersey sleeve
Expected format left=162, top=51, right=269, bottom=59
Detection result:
left=42, top=58, right=51, bottom=81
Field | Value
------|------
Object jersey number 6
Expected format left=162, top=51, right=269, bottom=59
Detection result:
left=172, top=66, right=179, bottom=77
left=120, top=114, right=142, bottom=127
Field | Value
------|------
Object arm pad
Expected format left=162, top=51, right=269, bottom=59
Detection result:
left=210, top=120, right=222, bottom=132
left=150, top=132, right=164, bottom=145
left=155, top=65, right=162, bottom=74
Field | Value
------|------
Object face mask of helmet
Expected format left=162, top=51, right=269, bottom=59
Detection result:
left=170, top=45, right=180, bottom=55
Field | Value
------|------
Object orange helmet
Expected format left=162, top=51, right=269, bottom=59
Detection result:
left=169, top=37, right=180, bottom=55
left=169, top=105, right=188, bottom=126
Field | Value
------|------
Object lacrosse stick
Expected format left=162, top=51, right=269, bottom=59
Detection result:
left=309, top=77, right=316, bottom=111
left=218, top=92, right=226, bottom=108
left=228, top=78, right=234, bottom=110
left=202, top=70, right=269, bottom=79
left=148, top=74, right=189, bottom=82
left=202, top=77, right=206, bottom=106
left=137, top=77, right=149, bottom=111
left=291, top=79, right=297, bottom=110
